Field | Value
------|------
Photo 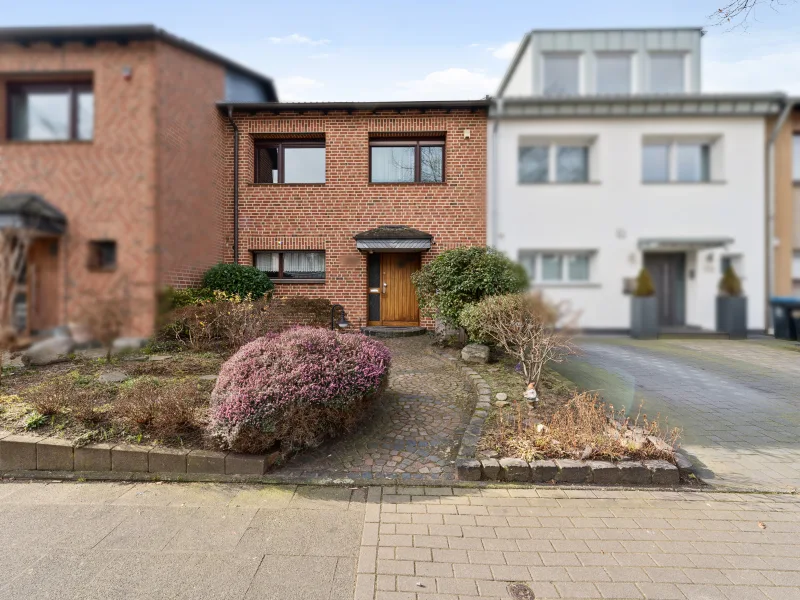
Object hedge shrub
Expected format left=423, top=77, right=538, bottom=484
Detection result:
left=202, top=263, right=274, bottom=299
left=411, top=246, right=528, bottom=327
left=209, top=327, right=391, bottom=454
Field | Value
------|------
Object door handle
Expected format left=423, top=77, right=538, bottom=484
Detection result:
left=382, top=282, right=387, bottom=294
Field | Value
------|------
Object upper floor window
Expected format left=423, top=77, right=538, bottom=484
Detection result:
left=370, top=137, right=444, bottom=183
left=8, top=81, right=93, bottom=141
left=542, top=53, right=580, bottom=96
left=643, top=140, right=712, bottom=183
left=792, top=133, right=800, bottom=183
left=596, top=53, right=631, bottom=95
left=519, top=140, right=591, bottom=184
left=254, top=139, right=325, bottom=184
left=649, top=53, right=685, bottom=94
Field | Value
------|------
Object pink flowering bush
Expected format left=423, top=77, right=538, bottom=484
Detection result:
left=208, top=327, right=391, bottom=454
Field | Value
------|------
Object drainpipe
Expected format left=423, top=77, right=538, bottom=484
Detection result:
left=766, top=97, right=796, bottom=330
left=227, top=106, right=240, bottom=264
left=490, top=98, right=503, bottom=249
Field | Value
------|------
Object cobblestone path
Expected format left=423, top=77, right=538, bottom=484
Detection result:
left=275, top=336, right=475, bottom=482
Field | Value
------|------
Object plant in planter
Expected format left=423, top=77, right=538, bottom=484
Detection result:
left=716, top=266, right=747, bottom=339
left=630, top=268, right=658, bottom=339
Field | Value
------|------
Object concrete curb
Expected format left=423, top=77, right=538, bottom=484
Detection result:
left=444, top=357, right=686, bottom=486
left=0, top=433, right=272, bottom=477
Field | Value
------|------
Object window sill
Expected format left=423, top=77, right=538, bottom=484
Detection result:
left=272, top=279, right=326, bottom=284
left=531, top=281, right=600, bottom=288
left=641, top=180, right=726, bottom=185
left=249, top=183, right=326, bottom=187
left=368, top=182, right=447, bottom=186
left=87, top=266, right=117, bottom=273
left=518, top=181, right=600, bottom=186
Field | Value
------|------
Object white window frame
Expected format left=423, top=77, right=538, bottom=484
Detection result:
left=642, top=138, right=716, bottom=183
left=518, top=140, right=593, bottom=184
left=519, top=251, right=595, bottom=284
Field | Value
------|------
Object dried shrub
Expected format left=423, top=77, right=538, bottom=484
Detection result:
left=126, top=354, right=223, bottom=377
left=111, top=376, right=207, bottom=439
left=634, top=268, right=656, bottom=297
left=209, top=327, right=391, bottom=454
left=719, top=265, right=743, bottom=296
left=460, top=293, right=574, bottom=390
left=22, top=372, right=115, bottom=423
left=482, top=392, right=681, bottom=462
left=84, top=299, right=128, bottom=361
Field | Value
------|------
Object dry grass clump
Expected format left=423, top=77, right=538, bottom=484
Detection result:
left=112, top=376, right=208, bottom=439
left=125, top=354, right=223, bottom=377
left=24, top=372, right=115, bottom=423
left=481, top=392, right=680, bottom=463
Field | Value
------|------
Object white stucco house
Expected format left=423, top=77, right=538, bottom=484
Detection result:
left=489, top=27, right=787, bottom=333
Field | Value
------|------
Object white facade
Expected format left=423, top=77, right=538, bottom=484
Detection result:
left=488, top=114, right=768, bottom=330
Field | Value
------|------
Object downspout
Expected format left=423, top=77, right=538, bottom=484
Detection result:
left=226, top=106, right=240, bottom=264
left=490, top=98, right=503, bottom=249
left=766, top=97, right=796, bottom=330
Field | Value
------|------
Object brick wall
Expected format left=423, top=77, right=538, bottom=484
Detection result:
left=0, top=41, right=160, bottom=336
left=220, top=109, right=488, bottom=328
left=262, top=297, right=331, bottom=332
left=155, top=42, right=227, bottom=289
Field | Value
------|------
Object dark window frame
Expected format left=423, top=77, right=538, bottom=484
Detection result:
left=369, top=136, right=446, bottom=184
left=253, top=139, right=325, bottom=184
left=252, top=250, right=326, bottom=283
left=7, top=80, right=93, bottom=141
left=87, top=240, right=117, bottom=272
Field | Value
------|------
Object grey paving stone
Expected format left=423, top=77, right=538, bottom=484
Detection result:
left=74, top=443, right=114, bottom=472
left=499, top=457, right=530, bottom=482
left=112, top=445, right=150, bottom=473
left=0, top=434, right=42, bottom=470
left=531, top=459, right=559, bottom=482
left=481, top=458, right=501, bottom=480
left=149, top=447, right=188, bottom=473
left=187, top=450, right=227, bottom=474
left=36, top=437, right=74, bottom=471
left=555, top=459, right=592, bottom=483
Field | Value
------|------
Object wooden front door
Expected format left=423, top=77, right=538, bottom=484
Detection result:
left=27, top=238, right=60, bottom=334
left=367, top=253, right=420, bottom=326
left=644, top=253, right=686, bottom=327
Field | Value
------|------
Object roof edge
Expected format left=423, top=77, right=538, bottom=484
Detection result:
left=219, top=99, right=490, bottom=114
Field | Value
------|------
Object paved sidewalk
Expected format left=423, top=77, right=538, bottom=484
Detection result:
left=2, top=480, right=799, bottom=600
left=555, top=338, right=800, bottom=492
left=277, top=337, right=475, bottom=481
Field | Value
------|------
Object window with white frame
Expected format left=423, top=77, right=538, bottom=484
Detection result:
left=792, top=251, right=800, bottom=281
left=542, top=53, right=580, bottom=96
left=519, top=141, right=591, bottom=183
left=519, top=251, right=593, bottom=283
left=649, top=53, right=685, bottom=93
left=596, top=53, right=632, bottom=94
left=642, top=139, right=713, bottom=183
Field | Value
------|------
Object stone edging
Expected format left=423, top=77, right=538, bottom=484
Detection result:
left=445, top=357, right=691, bottom=486
left=0, top=431, right=277, bottom=477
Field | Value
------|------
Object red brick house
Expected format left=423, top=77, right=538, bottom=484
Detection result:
left=219, top=101, right=488, bottom=329
left=0, top=25, right=277, bottom=337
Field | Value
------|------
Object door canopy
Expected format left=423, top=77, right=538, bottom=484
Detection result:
left=0, top=193, right=67, bottom=235
left=354, top=225, right=432, bottom=252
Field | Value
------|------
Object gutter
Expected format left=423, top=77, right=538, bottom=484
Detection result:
left=766, top=97, right=797, bottom=329
left=226, top=106, right=240, bottom=264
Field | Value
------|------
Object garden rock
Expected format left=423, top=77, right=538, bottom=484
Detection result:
left=112, top=337, right=147, bottom=353
left=22, top=336, right=75, bottom=366
left=461, top=343, right=489, bottom=364
left=148, top=355, right=172, bottom=362
left=98, top=370, right=129, bottom=384
left=495, top=392, right=508, bottom=401
left=646, top=435, right=673, bottom=454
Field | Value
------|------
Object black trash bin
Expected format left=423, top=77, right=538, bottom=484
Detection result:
left=770, top=297, right=800, bottom=340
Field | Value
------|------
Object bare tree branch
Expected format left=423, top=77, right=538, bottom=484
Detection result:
left=709, top=0, right=795, bottom=30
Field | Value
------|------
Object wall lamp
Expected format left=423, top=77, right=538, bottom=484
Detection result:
left=330, top=304, right=350, bottom=330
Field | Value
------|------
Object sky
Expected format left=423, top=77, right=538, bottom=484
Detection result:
left=2, top=0, right=800, bottom=101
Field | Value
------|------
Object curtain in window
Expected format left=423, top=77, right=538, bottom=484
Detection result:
left=371, top=147, right=415, bottom=182
left=255, top=252, right=279, bottom=277
left=283, top=252, right=325, bottom=279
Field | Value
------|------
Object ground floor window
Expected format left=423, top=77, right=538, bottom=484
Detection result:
left=88, top=240, right=116, bottom=271
left=254, top=250, right=325, bottom=281
left=518, top=250, right=593, bottom=283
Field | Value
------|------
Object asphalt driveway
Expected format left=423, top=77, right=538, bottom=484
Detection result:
left=554, top=337, right=800, bottom=491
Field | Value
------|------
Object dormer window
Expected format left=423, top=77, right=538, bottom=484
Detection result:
left=649, top=53, right=685, bottom=94
left=596, top=53, right=632, bottom=95
left=542, top=53, right=580, bottom=96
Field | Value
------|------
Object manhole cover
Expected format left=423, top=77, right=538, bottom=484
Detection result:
left=507, top=582, right=535, bottom=600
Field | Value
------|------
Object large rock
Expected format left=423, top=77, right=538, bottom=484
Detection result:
left=112, top=337, right=148, bottom=354
left=461, top=343, right=489, bottom=364
left=22, top=337, right=76, bottom=366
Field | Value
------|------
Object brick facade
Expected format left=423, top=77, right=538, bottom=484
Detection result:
left=0, top=37, right=234, bottom=336
left=221, top=108, right=488, bottom=328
